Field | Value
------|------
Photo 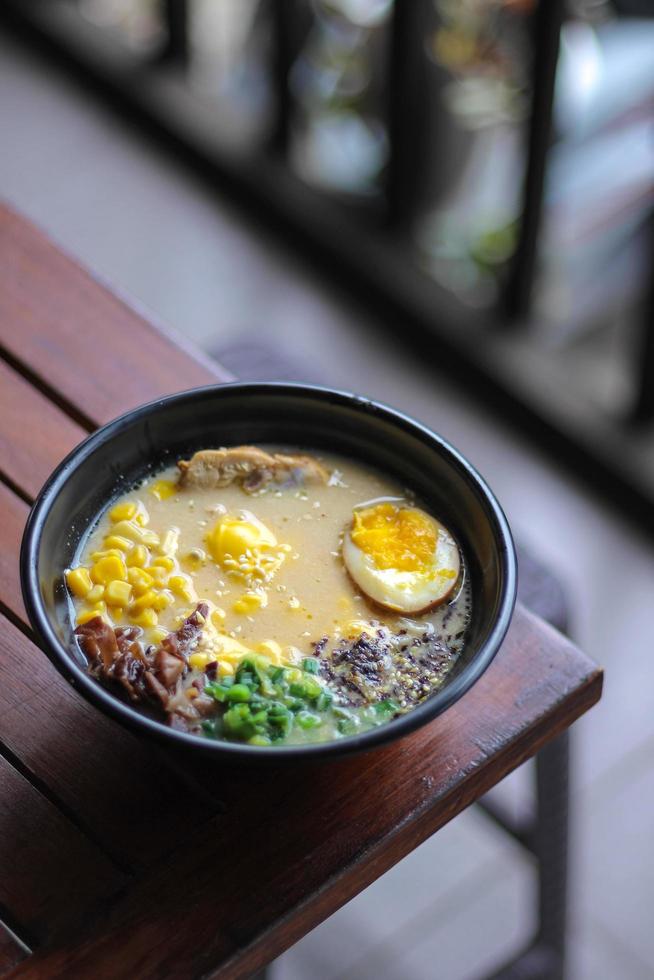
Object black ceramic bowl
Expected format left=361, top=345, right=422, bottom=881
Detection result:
left=21, top=383, right=516, bottom=761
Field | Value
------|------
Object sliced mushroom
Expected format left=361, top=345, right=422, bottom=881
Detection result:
left=76, top=616, right=119, bottom=670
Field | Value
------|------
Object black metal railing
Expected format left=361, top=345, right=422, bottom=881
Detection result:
left=2, top=0, right=654, bottom=531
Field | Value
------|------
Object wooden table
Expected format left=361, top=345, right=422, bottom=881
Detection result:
left=0, top=203, right=603, bottom=979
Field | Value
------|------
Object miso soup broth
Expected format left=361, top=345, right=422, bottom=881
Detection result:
left=66, top=446, right=471, bottom=745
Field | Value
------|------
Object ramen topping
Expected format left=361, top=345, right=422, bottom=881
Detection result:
left=68, top=446, right=471, bottom=744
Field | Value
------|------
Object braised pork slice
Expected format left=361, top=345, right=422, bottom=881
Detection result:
left=177, top=446, right=328, bottom=493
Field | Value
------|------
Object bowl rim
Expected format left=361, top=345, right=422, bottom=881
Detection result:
left=20, top=381, right=517, bottom=760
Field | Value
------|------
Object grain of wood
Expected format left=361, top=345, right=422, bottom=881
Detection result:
left=0, top=203, right=231, bottom=427
left=0, top=610, right=219, bottom=870
left=0, top=360, right=85, bottom=499
left=0, top=483, right=27, bottom=624
left=6, top=607, right=602, bottom=979
left=0, top=754, right=126, bottom=947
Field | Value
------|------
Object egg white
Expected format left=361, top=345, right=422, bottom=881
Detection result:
left=342, top=517, right=460, bottom=614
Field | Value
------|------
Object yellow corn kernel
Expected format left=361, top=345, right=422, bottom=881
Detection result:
left=138, top=529, right=160, bottom=548
left=103, top=535, right=133, bottom=553
left=91, top=555, right=127, bottom=585
left=151, top=556, right=175, bottom=572
left=218, top=660, right=235, bottom=677
left=129, top=590, right=159, bottom=614
left=86, top=584, right=105, bottom=604
left=149, top=565, right=168, bottom=584
left=158, top=528, right=180, bottom=557
left=256, top=639, right=283, bottom=665
left=189, top=651, right=215, bottom=670
left=212, top=651, right=241, bottom=666
left=76, top=608, right=105, bottom=626
left=186, top=687, right=199, bottom=700
left=150, top=479, right=177, bottom=501
left=105, top=580, right=133, bottom=607
left=65, top=567, right=93, bottom=598
left=111, top=520, right=160, bottom=548
left=90, top=549, right=124, bottom=562
left=218, top=635, right=251, bottom=655
left=109, top=501, right=137, bottom=523
left=210, top=607, right=226, bottom=627
left=150, top=590, right=173, bottom=611
left=131, top=608, right=158, bottom=629
left=89, top=601, right=107, bottom=617
left=133, top=502, right=150, bottom=527
left=168, top=574, right=196, bottom=602
left=127, top=567, right=154, bottom=595
left=126, top=544, right=149, bottom=568
left=233, top=591, right=267, bottom=615
left=150, top=626, right=169, bottom=644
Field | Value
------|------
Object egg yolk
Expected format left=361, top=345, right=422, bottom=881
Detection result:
left=207, top=513, right=277, bottom=564
left=206, top=512, right=289, bottom=587
left=350, top=503, right=437, bottom=573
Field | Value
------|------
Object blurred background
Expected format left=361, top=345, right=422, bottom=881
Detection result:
left=0, top=1, right=653, bottom=978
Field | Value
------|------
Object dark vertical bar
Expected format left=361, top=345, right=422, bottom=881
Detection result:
left=534, top=732, right=570, bottom=980
left=504, top=0, right=564, bottom=321
left=269, top=0, right=296, bottom=155
left=385, top=0, right=430, bottom=234
left=630, top=212, right=654, bottom=423
left=160, top=0, right=188, bottom=67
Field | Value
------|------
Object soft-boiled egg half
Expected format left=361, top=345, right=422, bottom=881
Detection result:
left=342, top=501, right=460, bottom=614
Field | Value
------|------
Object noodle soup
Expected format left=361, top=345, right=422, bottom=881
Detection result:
left=66, top=446, right=471, bottom=746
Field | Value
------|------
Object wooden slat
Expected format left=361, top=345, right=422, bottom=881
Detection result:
left=0, top=483, right=224, bottom=824
left=0, top=360, right=85, bottom=499
left=0, top=754, right=125, bottom=947
left=0, top=609, right=218, bottom=870
left=0, top=926, right=26, bottom=975
left=9, top=606, right=602, bottom=979
left=0, top=203, right=231, bottom=427
left=0, top=483, right=27, bottom=624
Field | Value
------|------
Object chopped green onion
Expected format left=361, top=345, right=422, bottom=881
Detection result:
left=200, top=645, right=402, bottom=746
left=205, top=683, right=231, bottom=703
left=373, top=699, right=398, bottom=717
left=248, top=734, right=271, bottom=746
left=296, top=710, right=322, bottom=730
left=226, top=683, right=251, bottom=703
left=316, top=690, right=333, bottom=712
